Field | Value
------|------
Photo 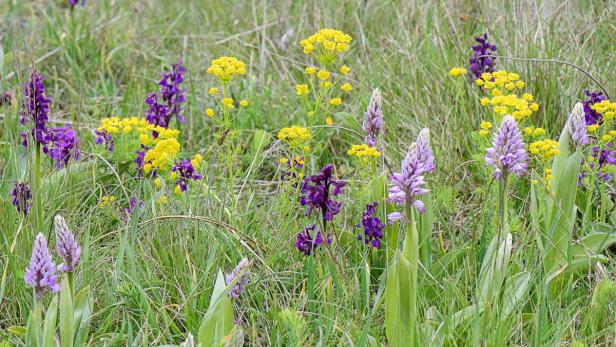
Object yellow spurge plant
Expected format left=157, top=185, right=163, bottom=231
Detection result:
left=297, top=28, right=353, bottom=125
left=206, top=56, right=249, bottom=125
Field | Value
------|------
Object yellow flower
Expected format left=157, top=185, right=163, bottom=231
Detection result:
left=587, top=124, right=599, bottom=133
left=300, top=28, right=352, bottom=56
left=522, top=93, right=533, bottom=101
left=532, top=128, right=546, bottom=137
left=325, top=117, right=333, bottom=125
left=317, top=69, right=330, bottom=81
left=305, top=66, right=316, bottom=75
left=143, top=138, right=181, bottom=174
left=480, top=98, right=490, bottom=106
left=322, top=81, right=332, bottom=89
left=279, top=157, right=289, bottom=164
left=153, top=177, right=162, bottom=189
left=491, top=89, right=502, bottom=96
left=221, top=97, right=234, bottom=109
left=174, top=185, right=183, bottom=195
left=239, top=99, right=249, bottom=107
left=532, top=179, right=539, bottom=185
left=157, top=196, right=168, bottom=204
left=205, top=108, right=215, bottom=118
left=100, top=195, right=117, bottom=206
left=208, top=87, right=218, bottom=95
left=505, top=83, right=515, bottom=91
left=341, top=83, right=352, bottom=92
left=529, top=139, right=560, bottom=160
left=515, top=80, right=525, bottom=89
left=296, top=84, right=309, bottom=95
left=475, top=79, right=485, bottom=86
left=602, top=134, right=612, bottom=143
left=448, top=67, right=467, bottom=77
left=530, top=103, right=539, bottom=112
left=340, top=65, right=350, bottom=75
left=278, top=126, right=312, bottom=145
left=207, top=56, right=246, bottom=82
left=191, top=154, right=203, bottom=169
left=480, top=121, right=492, bottom=130
left=524, top=127, right=533, bottom=136
left=347, top=144, right=381, bottom=161
left=329, top=98, right=342, bottom=106
left=479, top=130, right=490, bottom=137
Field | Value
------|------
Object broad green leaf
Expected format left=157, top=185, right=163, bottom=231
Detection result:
left=42, top=295, right=59, bottom=347
left=502, top=271, right=531, bottom=317
left=59, top=277, right=74, bottom=347
left=198, top=270, right=234, bottom=347
left=73, top=286, right=92, bottom=347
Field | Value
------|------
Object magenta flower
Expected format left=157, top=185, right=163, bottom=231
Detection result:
left=24, top=233, right=60, bottom=299
left=172, top=159, right=202, bottom=192
left=358, top=203, right=384, bottom=249
left=567, top=103, right=589, bottom=147
left=363, top=89, right=384, bottom=147
left=484, top=115, right=527, bottom=179
left=582, top=90, right=606, bottom=125
left=54, top=215, right=81, bottom=273
left=146, top=61, right=186, bottom=130
left=225, top=258, right=250, bottom=299
left=468, top=33, right=497, bottom=79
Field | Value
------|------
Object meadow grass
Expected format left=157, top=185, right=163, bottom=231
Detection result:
left=0, top=0, right=615, bottom=346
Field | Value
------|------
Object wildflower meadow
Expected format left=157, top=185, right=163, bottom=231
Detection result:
left=1, top=1, right=616, bottom=346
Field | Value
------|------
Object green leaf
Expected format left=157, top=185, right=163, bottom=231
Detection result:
left=418, top=194, right=434, bottom=267
left=72, top=286, right=92, bottom=347
left=59, top=277, right=74, bottom=347
left=198, top=270, right=234, bottom=347
left=42, top=295, right=59, bottom=347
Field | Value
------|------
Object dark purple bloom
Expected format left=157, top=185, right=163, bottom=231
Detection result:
left=225, top=258, right=249, bottom=299
left=42, top=124, right=80, bottom=167
left=582, top=90, right=606, bottom=125
left=484, top=116, right=527, bottom=179
left=20, top=70, right=51, bottom=147
left=54, top=215, right=81, bottom=273
left=11, top=182, right=31, bottom=216
left=468, top=33, right=497, bottom=79
left=300, top=164, right=346, bottom=221
left=69, top=0, right=85, bottom=8
left=95, top=130, right=114, bottom=152
left=125, top=196, right=143, bottom=217
left=357, top=203, right=384, bottom=249
left=590, top=143, right=616, bottom=182
left=363, top=89, right=384, bottom=147
left=145, top=61, right=186, bottom=130
left=567, top=102, right=589, bottom=147
left=295, top=225, right=331, bottom=256
left=24, top=233, right=61, bottom=299
left=135, top=149, right=147, bottom=176
left=172, top=158, right=202, bottom=193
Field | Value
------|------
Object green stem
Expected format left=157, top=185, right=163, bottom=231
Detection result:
left=404, top=203, right=418, bottom=346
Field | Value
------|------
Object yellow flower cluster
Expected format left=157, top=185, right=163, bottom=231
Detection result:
left=449, top=67, right=467, bottom=77
left=476, top=71, right=538, bottom=120
left=207, top=56, right=246, bottom=82
left=100, top=195, right=116, bottom=206
left=529, top=139, right=560, bottom=160
left=296, top=84, right=309, bottom=95
left=544, top=168, right=553, bottom=182
left=277, top=126, right=311, bottom=145
left=523, top=127, right=546, bottom=138
left=591, top=99, right=616, bottom=121
left=97, top=117, right=180, bottom=147
left=479, top=121, right=492, bottom=137
left=347, top=144, right=381, bottom=161
left=142, top=138, right=181, bottom=174
left=300, top=28, right=352, bottom=55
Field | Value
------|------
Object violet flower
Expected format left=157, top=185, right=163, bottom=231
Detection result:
left=591, top=143, right=616, bottom=182
left=295, top=225, right=331, bottom=256
left=20, top=70, right=51, bottom=147
left=566, top=102, right=589, bottom=147
left=416, top=128, right=435, bottom=174
left=24, top=233, right=61, bottom=299
left=363, top=89, right=384, bottom=147
left=468, top=33, right=497, bottom=79
left=69, top=0, right=85, bottom=8
left=300, top=164, right=346, bottom=221
left=54, top=215, right=81, bottom=273
left=11, top=182, right=31, bottom=216
left=388, top=143, right=429, bottom=214
left=225, top=258, right=249, bottom=299
left=95, top=130, right=114, bottom=152
left=145, top=61, right=186, bottom=130
left=172, top=158, right=202, bottom=192
left=43, top=124, right=81, bottom=167
left=357, top=203, right=384, bottom=249
left=484, top=115, right=527, bottom=179
left=582, top=90, right=606, bottom=125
